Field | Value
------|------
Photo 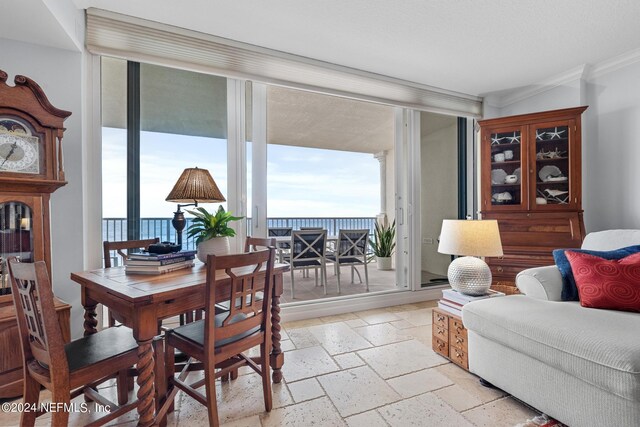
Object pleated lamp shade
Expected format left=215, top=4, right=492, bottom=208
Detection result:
left=438, top=219, right=503, bottom=257
left=165, top=167, right=226, bottom=203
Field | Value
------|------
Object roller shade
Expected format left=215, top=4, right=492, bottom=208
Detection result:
left=86, top=8, right=483, bottom=118
left=102, top=58, right=227, bottom=138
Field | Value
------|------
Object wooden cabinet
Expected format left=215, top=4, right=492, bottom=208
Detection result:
left=0, top=70, right=71, bottom=397
left=478, top=107, right=587, bottom=293
left=0, top=296, right=70, bottom=398
left=432, top=308, right=469, bottom=371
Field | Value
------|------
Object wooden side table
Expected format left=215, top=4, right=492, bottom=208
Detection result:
left=432, top=307, right=468, bottom=370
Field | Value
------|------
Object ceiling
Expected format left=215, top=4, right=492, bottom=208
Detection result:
left=267, top=86, right=394, bottom=153
left=63, top=0, right=640, bottom=97
left=3, top=1, right=640, bottom=104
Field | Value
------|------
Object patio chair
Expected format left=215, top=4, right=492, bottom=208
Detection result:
left=326, top=229, right=370, bottom=293
left=299, top=228, right=324, bottom=276
left=268, top=227, right=292, bottom=263
left=285, top=230, right=328, bottom=299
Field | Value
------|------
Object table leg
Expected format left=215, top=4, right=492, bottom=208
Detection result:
left=270, top=294, right=284, bottom=383
left=136, top=339, right=156, bottom=427
left=153, top=339, right=167, bottom=427
left=83, top=303, right=98, bottom=336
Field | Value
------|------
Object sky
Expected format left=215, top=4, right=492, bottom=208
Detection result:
left=102, top=128, right=380, bottom=219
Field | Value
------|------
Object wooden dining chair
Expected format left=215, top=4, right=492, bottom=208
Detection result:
left=7, top=258, right=139, bottom=427
left=157, top=249, right=276, bottom=426
left=245, top=236, right=276, bottom=252
left=103, top=238, right=160, bottom=326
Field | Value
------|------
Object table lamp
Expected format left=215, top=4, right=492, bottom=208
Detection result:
left=166, top=167, right=226, bottom=246
left=437, top=219, right=503, bottom=296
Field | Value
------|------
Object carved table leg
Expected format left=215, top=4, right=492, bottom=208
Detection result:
left=270, top=294, right=284, bottom=383
left=136, top=339, right=155, bottom=427
left=83, top=303, right=98, bottom=336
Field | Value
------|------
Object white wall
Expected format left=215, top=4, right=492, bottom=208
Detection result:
left=584, top=61, right=640, bottom=231
left=2, top=38, right=86, bottom=338
left=482, top=60, right=640, bottom=232
left=420, top=113, right=458, bottom=276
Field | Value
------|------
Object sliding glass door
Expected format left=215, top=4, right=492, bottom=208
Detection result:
left=101, top=58, right=229, bottom=258
left=249, top=83, right=409, bottom=301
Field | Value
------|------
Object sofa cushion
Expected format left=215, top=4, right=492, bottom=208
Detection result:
left=552, top=245, right=640, bottom=301
left=463, top=296, right=640, bottom=402
left=567, top=251, right=640, bottom=313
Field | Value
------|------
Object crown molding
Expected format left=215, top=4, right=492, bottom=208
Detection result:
left=491, top=65, right=587, bottom=108
left=587, top=47, right=640, bottom=80
left=488, top=47, right=640, bottom=111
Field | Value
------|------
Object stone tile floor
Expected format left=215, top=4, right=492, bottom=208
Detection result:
left=0, top=300, right=539, bottom=426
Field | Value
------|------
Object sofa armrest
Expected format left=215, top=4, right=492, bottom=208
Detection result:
left=515, top=265, right=563, bottom=301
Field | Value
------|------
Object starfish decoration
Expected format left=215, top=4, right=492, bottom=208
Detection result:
left=547, top=127, right=566, bottom=139
left=536, top=130, right=547, bottom=141
left=506, top=132, right=521, bottom=144
left=491, top=135, right=503, bottom=145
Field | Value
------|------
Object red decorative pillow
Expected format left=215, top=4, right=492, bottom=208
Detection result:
left=565, top=251, right=640, bottom=312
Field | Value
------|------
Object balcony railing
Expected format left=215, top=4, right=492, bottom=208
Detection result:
left=103, top=217, right=376, bottom=266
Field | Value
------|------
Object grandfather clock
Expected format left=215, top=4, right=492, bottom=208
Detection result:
left=0, top=70, right=71, bottom=398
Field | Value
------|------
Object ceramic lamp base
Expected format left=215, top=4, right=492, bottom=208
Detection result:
left=447, top=256, right=492, bottom=296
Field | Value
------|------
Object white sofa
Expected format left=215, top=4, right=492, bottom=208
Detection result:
left=462, top=230, right=640, bottom=427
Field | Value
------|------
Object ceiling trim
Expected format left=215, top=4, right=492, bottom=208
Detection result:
left=489, top=64, right=587, bottom=109
left=588, top=47, right=640, bottom=81
left=486, top=46, right=640, bottom=109
left=85, top=8, right=482, bottom=118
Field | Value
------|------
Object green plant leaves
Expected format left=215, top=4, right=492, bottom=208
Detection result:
left=185, top=205, right=244, bottom=244
left=370, top=220, right=396, bottom=257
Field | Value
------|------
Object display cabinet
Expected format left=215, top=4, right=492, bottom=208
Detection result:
left=479, top=106, right=587, bottom=294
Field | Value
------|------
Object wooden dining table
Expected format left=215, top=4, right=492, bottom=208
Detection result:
left=70, top=261, right=289, bottom=427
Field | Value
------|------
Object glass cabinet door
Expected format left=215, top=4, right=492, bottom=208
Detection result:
left=0, top=202, right=34, bottom=295
left=531, top=121, right=576, bottom=209
left=486, top=127, right=527, bottom=209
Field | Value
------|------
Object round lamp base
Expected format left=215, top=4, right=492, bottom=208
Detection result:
left=447, top=256, right=492, bottom=296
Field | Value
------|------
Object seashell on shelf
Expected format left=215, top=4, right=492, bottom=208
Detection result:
left=544, top=189, right=569, bottom=197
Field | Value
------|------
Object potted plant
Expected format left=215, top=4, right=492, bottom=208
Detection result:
left=186, top=206, right=243, bottom=263
left=370, top=219, right=396, bottom=270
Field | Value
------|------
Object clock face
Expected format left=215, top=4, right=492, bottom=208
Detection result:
left=0, top=119, right=41, bottom=174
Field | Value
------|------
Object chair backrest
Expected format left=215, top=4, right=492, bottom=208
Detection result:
left=204, top=249, right=275, bottom=351
left=291, top=230, right=327, bottom=261
left=7, top=258, right=68, bottom=380
left=103, top=238, right=160, bottom=268
left=268, top=228, right=292, bottom=237
left=336, top=229, right=369, bottom=260
left=245, top=237, right=276, bottom=253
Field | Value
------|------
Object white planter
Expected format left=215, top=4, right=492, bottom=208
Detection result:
left=377, top=256, right=392, bottom=270
left=196, top=237, right=231, bottom=263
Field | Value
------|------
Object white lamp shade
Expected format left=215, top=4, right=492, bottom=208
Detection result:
left=438, top=219, right=503, bottom=257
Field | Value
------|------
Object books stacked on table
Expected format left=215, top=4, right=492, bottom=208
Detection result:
left=124, top=250, right=197, bottom=275
left=438, top=288, right=505, bottom=317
